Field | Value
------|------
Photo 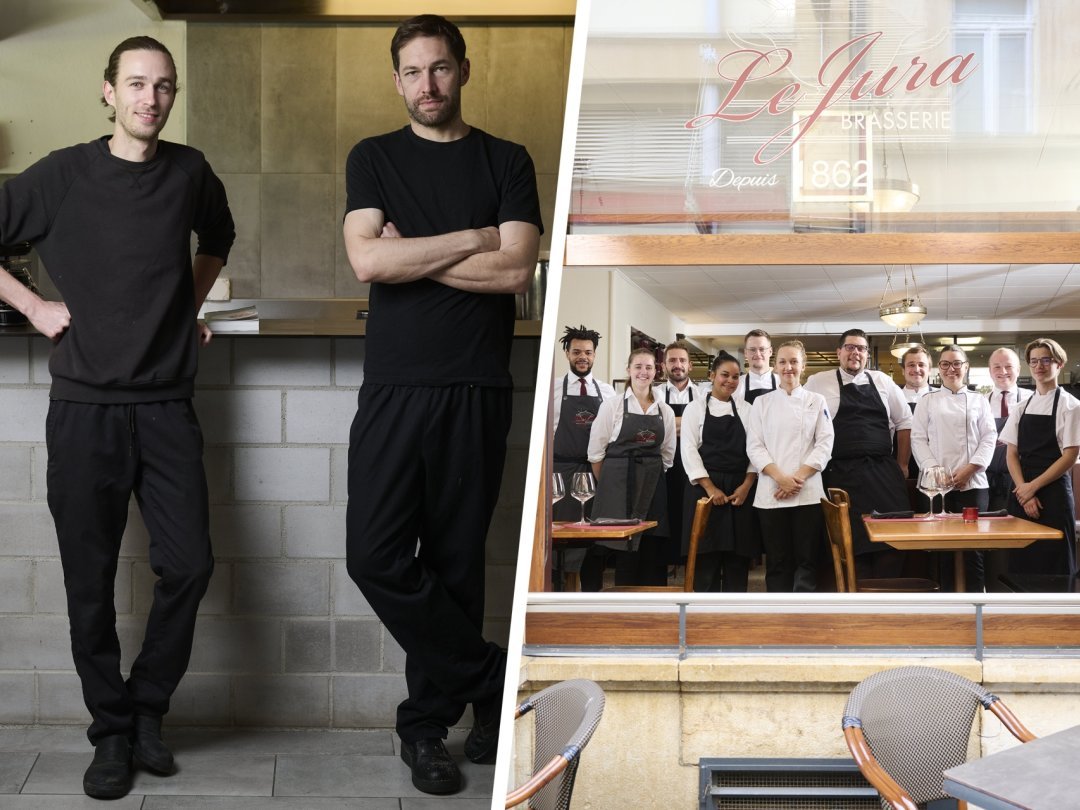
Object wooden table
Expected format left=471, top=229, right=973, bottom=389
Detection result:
left=943, top=724, right=1080, bottom=809
left=552, top=521, right=659, bottom=542
left=862, top=515, right=1064, bottom=591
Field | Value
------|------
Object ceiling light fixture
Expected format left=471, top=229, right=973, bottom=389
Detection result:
left=879, top=265, right=927, bottom=330
left=873, top=110, right=920, bottom=213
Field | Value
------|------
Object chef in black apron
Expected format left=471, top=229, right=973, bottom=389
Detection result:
left=681, top=351, right=758, bottom=591
left=1002, top=339, right=1080, bottom=578
left=553, top=325, right=614, bottom=590
left=984, top=348, right=1034, bottom=590
left=897, top=345, right=935, bottom=480
left=588, top=348, right=677, bottom=586
left=805, top=330, right=912, bottom=581
left=657, top=342, right=698, bottom=569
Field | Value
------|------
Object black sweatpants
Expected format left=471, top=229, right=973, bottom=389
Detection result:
left=45, top=399, right=212, bottom=744
left=345, top=383, right=509, bottom=743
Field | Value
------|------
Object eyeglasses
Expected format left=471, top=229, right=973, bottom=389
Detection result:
left=840, top=344, right=869, bottom=353
left=1029, top=357, right=1057, bottom=367
left=938, top=360, right=967, bottom=370
left=745, top=347, right=771, bottom=355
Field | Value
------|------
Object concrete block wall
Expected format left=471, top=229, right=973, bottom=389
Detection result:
left=0, top=333, right=537, bottom=728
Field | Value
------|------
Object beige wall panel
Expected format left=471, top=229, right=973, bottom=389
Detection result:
left=261, top=174, right=336, bottom=297
left=262, top=27, right=337, bottom=174
left=216, top=173, right=262, bottom=298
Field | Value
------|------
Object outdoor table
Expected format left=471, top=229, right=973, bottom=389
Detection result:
left=862, top=514, right=1064, bottom=591
left=943, top=723, right=1080, bottom=809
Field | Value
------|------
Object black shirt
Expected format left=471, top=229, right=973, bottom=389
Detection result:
left=344, top=126, right=543, bottom=387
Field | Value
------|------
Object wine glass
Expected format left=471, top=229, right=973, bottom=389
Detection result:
left=570, top=472, right=596, bottom=526
left=936, top=469, right=956, bottom=517
left=551, top=473, right=566, bottom=508
left=917, top=466, right=948, bottom=519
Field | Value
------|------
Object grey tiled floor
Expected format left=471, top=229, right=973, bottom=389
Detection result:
left=0, top=727, right=493, bottom=809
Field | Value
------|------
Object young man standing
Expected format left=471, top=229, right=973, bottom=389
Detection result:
left=898, top=344, right=937, bottom=480
left=0, top=37, right=234, bottom=799
left=733, top=329, right=780, bottom=407
left=342, top=15, right=543, bottom=795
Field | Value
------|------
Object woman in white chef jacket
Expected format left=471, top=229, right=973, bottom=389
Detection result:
left=588, top=347, right=678, bottom=586
left=1001, top=338, right=1080, bottom=578
left=680, top=351, right=759, bottom=591
left=746, top=340, right=834, bottom=592
left=910, top=344, right=997, bottom=591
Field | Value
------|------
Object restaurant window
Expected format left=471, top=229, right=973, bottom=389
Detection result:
left=952, top=0, right=1034, bottom=135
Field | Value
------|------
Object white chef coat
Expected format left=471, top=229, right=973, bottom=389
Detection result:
left=746, top=386, right=834, bottom=509
left=901, top=384, right=935, bottom=405
left=732, top=370, right=781, bottom=408
left=587, top=388, right=678, bottom=470
left=804, top=367, right=913, bottom=433
left=987, top=386, right=1033, bottom=418
left=552, top=372, right=616, bottom=432
left=680, top=395, right=755, bottom=483
left=999, top=388, right=1080, bottom=451
left=910, top=387, right=996, bottom=490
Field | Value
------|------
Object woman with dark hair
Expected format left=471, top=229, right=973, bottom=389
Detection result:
left=1001, top=338, right=1080, bottom=577
left=588, top=347, right=677, bottom=585
left=680, top=351, right=758, bottom=591
left=746, top=340, right=834, bottom=591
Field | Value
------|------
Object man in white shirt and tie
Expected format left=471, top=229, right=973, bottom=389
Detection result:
left=985, top=347, right=1034, bottom=590
left=552, top=325, right=615, bottom=589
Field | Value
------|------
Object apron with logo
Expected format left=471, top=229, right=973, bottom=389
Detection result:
left=552, top=376, right=603, bottom=522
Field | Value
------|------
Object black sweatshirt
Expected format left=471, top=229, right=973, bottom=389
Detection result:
left=0, top=137, right=235, bottom=403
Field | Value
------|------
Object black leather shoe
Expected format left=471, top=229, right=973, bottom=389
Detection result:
left=400, top=738, right=462, bottom=795
left=133, top=714, right=175, bottom=775
left=464, top=697, right=501, bottom=764
left=83, top=734, right=133, bottom=799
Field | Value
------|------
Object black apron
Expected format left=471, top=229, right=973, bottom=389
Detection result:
left=552, top=376, right=603, bottom=522
left=823, top=370, right=910, bottom=555
left=591, top=397, right=668, bottom=536
left=742, top=373, right=777, bottom=406
left=894, top=395, right=923, bottom=480
left=1006, top=389, right=1077, bottom=576
left=684, top=395, right=760, bottom=557
left=987, top=389, right=1022, bottom=511
left=664, top=384, right=694, bottom=562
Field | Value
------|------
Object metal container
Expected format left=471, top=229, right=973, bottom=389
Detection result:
left=0, top=242, right=36, bottom=327
left=515, top=253, right=548, bottom=321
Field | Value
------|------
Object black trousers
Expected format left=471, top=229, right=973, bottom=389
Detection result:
left=45, top=399, right=212, bottom=744
left=345, top=383, right=509, bottom=742
left=758, top=503, right=822, bottom=592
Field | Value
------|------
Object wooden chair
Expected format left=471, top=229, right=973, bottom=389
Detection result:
left=506, top=679, right=605, bottom=809
left=843, top=666, right=1035, bottom=810
left=821, top=488, right=939, bottom=593
left=604, top=496, right=713, bottom=592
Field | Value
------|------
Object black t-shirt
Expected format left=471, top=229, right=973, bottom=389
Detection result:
left=0, top=138, right=234, bottom=403
left=345, top=126, right=543, bottom=387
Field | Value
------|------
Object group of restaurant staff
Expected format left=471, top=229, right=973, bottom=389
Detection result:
left=553, top=325, right=1079, bottom=591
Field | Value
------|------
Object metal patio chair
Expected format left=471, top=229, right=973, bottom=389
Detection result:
left=506, top=678, right=606, bottom=809
left=842, top=665, right=1036, bottom=810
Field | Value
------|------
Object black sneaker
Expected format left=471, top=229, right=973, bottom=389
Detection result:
left=463, top=697, right=501, bottom=764
left=133, top=714, right=175, bottom=775
left=83, top=734, right=133, bottom=799
left=400, top=738, right=462, bottom=795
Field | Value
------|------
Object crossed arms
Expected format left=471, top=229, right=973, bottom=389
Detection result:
left=343, top=207, right=540, bottom=295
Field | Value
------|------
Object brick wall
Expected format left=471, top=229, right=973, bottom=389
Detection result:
left=0, top=334, right=536, bottom=728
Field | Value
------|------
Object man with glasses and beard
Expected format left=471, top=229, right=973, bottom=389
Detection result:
left=553, top=325, right=615, bottom=590
left=805, top=329, right=913, bottom=580
left=341, top=14, right=543, bottom=795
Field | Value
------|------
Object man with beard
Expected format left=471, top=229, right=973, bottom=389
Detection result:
left=552, top=325, right=615, bottom=590
left=656, top=342, right=698, bottom=576
left=805, top=329, right=913, bottom=579
left=0, top=37, right=234, bottom=798
left=897, top=344, right=936, bottom=480
left=342, top=14, right=543, bottom=795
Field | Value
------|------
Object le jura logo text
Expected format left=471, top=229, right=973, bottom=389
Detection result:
left=686, top=31, right=978, bottom=165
